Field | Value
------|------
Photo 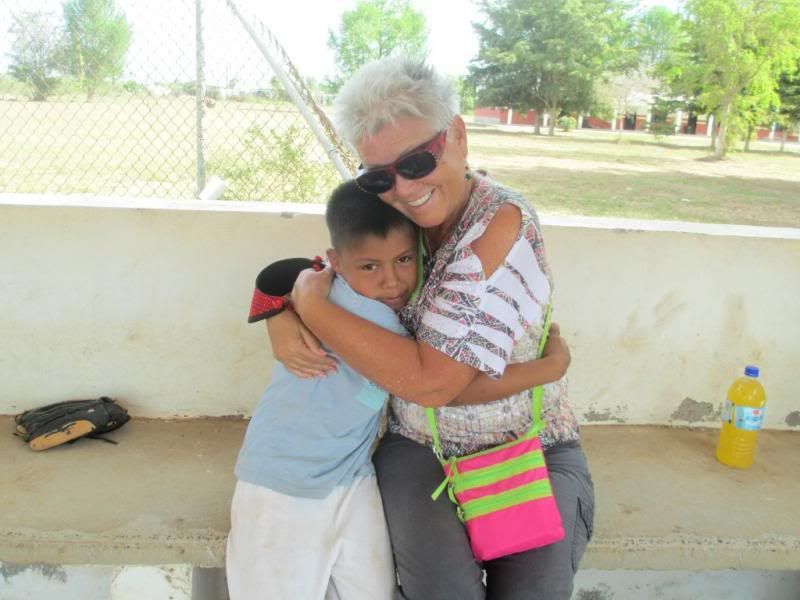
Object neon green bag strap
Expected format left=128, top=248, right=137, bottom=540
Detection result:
left=528, top=302, right=553, bottom=437
left=410, top=229, right=425, bottom=305
left=426, top=407, right=444, bottom=462
left=426, top=303, right=554, bottom=462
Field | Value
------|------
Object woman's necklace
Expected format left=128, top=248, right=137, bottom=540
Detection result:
left=423, top=177, right=477, bottom=256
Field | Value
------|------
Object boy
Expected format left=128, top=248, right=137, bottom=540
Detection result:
left=226, top=180, right=417, bottom=600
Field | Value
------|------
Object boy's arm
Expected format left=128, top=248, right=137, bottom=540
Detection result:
left=251, top=257, right=338, bottom=378
left=451, top=328, right=570, bottom=406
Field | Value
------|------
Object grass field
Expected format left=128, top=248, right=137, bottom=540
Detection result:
left=0, top=96, right=338, bottom=201
left=467, top=122, right=800, bottom=228
left=1, top=97, right=798, bottom=227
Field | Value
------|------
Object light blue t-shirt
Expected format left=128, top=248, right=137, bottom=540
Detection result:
left=235, top=276, right=409, bottom=499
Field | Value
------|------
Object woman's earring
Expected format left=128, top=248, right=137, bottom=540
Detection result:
left=465, top=164, right=472, bottom=180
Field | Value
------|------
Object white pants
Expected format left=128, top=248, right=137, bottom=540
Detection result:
left=226, top=477, right=396, bottom=600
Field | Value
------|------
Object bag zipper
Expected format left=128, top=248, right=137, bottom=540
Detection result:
left=453, top=449, right=545, bottom=492
left=461, top=478, right=554, bottom=520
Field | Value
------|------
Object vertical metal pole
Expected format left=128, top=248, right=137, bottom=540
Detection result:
left=195, top=0, right=206, bottom=198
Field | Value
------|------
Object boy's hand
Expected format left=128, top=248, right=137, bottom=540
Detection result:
left=266, top=309, right=337, bottom=378
left=542, top=322, right=570, bottom=377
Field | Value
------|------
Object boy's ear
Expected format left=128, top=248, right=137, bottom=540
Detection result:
left=326, top=248, right=341, bottom=273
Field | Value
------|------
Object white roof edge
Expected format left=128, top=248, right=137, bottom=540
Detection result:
left=539, top=214, right=800, bottom=240
left=2, top=193, right=799, bottom=240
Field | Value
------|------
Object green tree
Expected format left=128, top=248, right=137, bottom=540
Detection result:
left=8, top=11, right=64, bottom=101
left=775, top=62, right=800, bottom=150
left=666, top=0, right=800, bottom=158
left=739, top=74, right=780, bottom=151
left=268, top=76, right=289, bottom=101
left=470, top=0, right=633, bottom=136
left=62, top=0, right=131, bottom=100
left=327, top=0, right=427, bottom=90
left=453, top=75, right=476, bottom=113
left=633, top=5, right=685, bottom=70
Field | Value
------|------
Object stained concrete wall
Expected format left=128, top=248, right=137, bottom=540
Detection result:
left=3, top=564, right=799, bottom=600
left=1, top=195, right=798, bottom=428
left=0, top=563, right=225, bottom=600
left=573, top=569, right=800, bottom=600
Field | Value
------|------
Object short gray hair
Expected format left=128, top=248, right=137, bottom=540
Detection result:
left=332, top=56, right=459, bottom=149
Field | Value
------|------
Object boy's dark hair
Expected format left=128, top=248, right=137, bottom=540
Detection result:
left=326, top=180, right=416, bottom=249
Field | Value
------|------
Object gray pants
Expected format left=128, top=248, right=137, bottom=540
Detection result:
left=373, top=433, right=595, bottom=600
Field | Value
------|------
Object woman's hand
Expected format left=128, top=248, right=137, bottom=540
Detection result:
left=290, top=266, right=334, bottom=318
left=542, top=322, right=571, bottom=378
left=265, top=308, right=337, bottom=378
left=451, top=323, right=572, bottom=406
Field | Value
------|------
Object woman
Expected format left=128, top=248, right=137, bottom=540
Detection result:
left=270, top=57, right=594, bottom=600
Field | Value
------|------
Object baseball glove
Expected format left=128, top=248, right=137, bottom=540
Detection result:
left=14, top=396, right=130, bottom=451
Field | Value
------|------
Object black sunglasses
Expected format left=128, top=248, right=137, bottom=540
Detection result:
left=355, top=129, right=448, bottom=194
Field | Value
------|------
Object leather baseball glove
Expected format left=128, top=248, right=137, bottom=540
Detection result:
left=14, top=396, right=130, bottom=451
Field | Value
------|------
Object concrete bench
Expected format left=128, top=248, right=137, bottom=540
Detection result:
left=1, top=417, right=245, bottom=599
left=1, top=418, right=798, bottom=598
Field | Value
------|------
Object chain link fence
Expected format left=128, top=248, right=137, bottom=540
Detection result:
left=0, top=0, right=355, bottom=201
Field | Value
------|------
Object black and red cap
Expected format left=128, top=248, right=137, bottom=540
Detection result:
left=248, top=256, right=325, bottom=323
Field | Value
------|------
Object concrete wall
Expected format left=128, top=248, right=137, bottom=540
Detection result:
left=3, top=563, right=799, bottom=600
left=0, top=563, right=225, bottom=600
left=573, top=569, right=800, bottom=600
left=474, top=106, right=540, bottom=126
left=1, top=195, right=798, bottom=428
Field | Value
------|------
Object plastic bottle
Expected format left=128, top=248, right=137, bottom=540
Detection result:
left=715, top=365, right=767, bottom=469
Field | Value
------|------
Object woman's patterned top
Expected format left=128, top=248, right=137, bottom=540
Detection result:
left=388, top=176, right=580, bottom=457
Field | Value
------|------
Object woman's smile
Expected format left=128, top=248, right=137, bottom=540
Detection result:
left=356, top=115, right=470, bottom=234
left=407, top=190, right=433, bottom=208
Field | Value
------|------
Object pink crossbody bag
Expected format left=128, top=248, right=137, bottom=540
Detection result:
left=425, top=304, right=565, bottom=562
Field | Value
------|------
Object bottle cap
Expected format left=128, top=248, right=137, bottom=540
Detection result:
left=744, top=365, right=760, bottom=377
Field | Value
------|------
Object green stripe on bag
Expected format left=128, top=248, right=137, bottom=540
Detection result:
left=461, top=478, right=554, bottom=520
left=453, top=449, right=545, bottom=492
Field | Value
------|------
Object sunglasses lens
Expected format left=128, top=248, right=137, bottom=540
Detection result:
left=356, top=170, right=395, bottom=194
left=355, top=133, right=442, bottom=194
left=395, top=151, right=438, bottom=180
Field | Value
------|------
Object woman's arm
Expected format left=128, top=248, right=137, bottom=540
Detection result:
left=452, top=326, right=570, bottom=406
left=291, top=205, right=530, bottom=407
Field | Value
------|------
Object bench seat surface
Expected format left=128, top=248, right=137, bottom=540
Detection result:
left=1, top=418, right=797, bottom=570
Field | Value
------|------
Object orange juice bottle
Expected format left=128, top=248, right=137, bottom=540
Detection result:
left=715, top=365, right=766, bottom=469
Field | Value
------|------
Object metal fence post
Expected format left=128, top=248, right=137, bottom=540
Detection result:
left=195, top=0, right=206, bottom=198
left=0, top=0, right=350, bottom=200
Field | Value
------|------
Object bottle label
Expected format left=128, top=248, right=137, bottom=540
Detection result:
left=721, top=399, right=734, bottom=423
left=723, top=400, right=765, bottom=431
